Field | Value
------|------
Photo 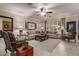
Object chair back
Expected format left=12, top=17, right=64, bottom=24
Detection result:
left=3, top=31, right=14, bottom=52
left=71, top=32, right=76, bottom=39
left=7, top=31, right=17, bottom=50
left=68, top=31, right=76, bottom=39
left=7, top=32, right=25, bottom=49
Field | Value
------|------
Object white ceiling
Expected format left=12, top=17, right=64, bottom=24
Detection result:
left=0, top=3, right=79, bottom=17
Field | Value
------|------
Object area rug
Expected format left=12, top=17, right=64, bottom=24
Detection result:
left=29, top=39, right=61, bottom=53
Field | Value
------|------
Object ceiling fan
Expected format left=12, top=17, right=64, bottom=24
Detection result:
left=27, top=3, right=56, bottom=16
left=34, top=7, right=53, bottom=16
left=41, top=7, right=52, bottom=13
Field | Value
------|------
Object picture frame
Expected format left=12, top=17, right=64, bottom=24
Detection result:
left=0, top=15, right=13, bottom=32
left=25, top=22, right=36, bottom=30
left=67, top=21, right=76, bottom=32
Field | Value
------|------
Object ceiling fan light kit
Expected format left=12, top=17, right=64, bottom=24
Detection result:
left=32, top=4, right=53, bottom=16
left=40, top=12, right=46, bottom=16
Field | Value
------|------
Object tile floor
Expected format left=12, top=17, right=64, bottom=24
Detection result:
left=0, top=38, right=79, bottom=56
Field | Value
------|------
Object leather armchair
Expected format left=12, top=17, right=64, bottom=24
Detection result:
left=3, top=31, right=28, bottom=56
left=62, top=32, right=76, bottom=42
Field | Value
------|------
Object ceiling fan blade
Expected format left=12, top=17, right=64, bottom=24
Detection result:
left=47, top=11, right=53, bottom=13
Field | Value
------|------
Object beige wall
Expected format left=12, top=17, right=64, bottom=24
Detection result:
left=0, top=10, right=26, bottom=31
left=25, top=15, right=60, bottom=32
left=0, top=18, right=3, bottom=30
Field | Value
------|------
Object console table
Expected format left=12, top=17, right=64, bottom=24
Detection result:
left=16, top=45, right=33, bottom=56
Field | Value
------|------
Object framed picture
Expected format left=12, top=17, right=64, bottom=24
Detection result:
left=67, top=21, right=76, bottom=32
left=25, top=22, right=37, bottom=30
left=0, top=15, right=13, bottom=31
left=3, top=21, right=13, bottom=31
